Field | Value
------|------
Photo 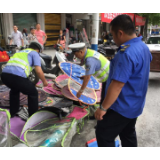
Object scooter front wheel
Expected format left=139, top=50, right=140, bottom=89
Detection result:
left=28, top=69, right=39, bottom=85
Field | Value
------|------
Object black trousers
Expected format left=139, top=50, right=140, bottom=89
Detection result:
left=1, top=73, right=38, bottom=117
left=96, top=109, right=137, bottom=147
left=100, top=81, right=107, bottom=105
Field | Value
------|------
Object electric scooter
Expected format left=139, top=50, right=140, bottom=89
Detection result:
left=97, top=39, right=118, bottom=60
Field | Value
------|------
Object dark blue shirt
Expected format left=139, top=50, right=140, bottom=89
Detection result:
left=105, top=36, right=152, bottom=118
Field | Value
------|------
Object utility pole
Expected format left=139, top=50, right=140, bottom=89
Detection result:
left=91, top=13, right=99, bottom=51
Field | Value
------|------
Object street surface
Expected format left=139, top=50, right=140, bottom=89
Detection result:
left=44, top=49, right=160, bottom=147
left=12, top=49, right=160, bottom=147
left=70, top=72, right=160, bottom=147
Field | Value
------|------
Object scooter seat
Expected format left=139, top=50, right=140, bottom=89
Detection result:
left=40, top=53, right=52, bottom=60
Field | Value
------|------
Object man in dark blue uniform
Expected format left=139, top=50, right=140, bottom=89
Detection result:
left=95, top=15, right=152, bottom=147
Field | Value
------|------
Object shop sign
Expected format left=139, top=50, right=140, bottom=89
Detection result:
left=101, top=13, right=135, bottom=23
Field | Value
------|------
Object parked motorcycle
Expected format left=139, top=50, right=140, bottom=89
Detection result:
left=97, top=39, right=118, bottom=60
left=40, top=51, right=63, bottom=77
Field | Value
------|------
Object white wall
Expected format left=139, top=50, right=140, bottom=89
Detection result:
left=3, top=13, right=14, bottom=44
left=71, top=13, right=90, bottom=21
left=72, top=14, right=77, bottom=29
left=37, top=13, right=45, bottom=31
left=61, top=13, right=66, bottom=29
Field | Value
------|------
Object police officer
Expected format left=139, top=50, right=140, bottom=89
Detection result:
left=68, top=43, right=110, bottom=98
left=1, top=42, right=48, bottom=117
left=95, top=15, right=152, bottom=147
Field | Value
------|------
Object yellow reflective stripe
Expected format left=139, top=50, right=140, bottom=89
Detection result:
left=103, top=75, right=109, bottom=82
left=6, top=63, right=30, bottom=76
left=8, top=60, right=31, bottom=76
left=97, top=64, right=110, bottom=78
left=99, top=73, right=109, bottom=82
left=6, top=63, right=26, bottom=70
left=9, top=58, right=28, bottom=66
left=94, top=60, right=110, bottom=77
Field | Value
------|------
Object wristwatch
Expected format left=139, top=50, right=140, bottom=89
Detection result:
left=100, top=105, right=107, bottom=112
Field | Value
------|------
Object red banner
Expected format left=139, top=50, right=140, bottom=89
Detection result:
left=101, top=13, right=135, bottom=23
left=135, top=15, right=146, bottom=26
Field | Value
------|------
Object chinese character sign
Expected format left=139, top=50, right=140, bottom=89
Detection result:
left=135, top=15, right=146, bottom=26
left=101, top=13, right=135, bottom=23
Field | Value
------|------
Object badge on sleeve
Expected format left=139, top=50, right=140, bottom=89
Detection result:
left=93, top=51, right=100, bottom=59
left=85, top=64, right=91, bottom=71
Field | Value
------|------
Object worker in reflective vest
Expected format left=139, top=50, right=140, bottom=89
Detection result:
left=1, top=42, right=48, bottom=118
left=68, top=43, right=110, bottom=98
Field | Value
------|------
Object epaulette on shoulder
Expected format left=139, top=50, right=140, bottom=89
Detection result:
left=120, top=44, right=130, bottom=52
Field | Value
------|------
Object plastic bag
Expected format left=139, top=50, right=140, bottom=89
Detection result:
left=62, top=121, right=77, bottom=147
left=0, top=109, right=12, bottom=147
left=24, top=117, right=76, bottom=147
left=0, top=51, right=9, bottom=62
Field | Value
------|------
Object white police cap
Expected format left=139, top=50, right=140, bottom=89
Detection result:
left=68, top=43, right=86, bottom=52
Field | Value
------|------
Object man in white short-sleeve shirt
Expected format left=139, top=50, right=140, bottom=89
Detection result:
left=10, top=26, right=24, bottom=48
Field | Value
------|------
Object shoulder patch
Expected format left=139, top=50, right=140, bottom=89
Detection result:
left=93, top=51, right=100, bottom=59
left=85, top=64, right=91, bottom=71
left=120, top=44, right=130, bottom=52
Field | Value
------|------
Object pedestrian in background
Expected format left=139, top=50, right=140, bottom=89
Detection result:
left=22, top=28, right=29, bottom=47
left=9, top=25, right=24, bottom=48
left=136, top=30, right=142, bottom=37
left=35, top=23, right=47, bottom=50
left=28, top=26, right=38, bottom=44
left=95, top=15, right=152, bottom=147
left=103, top=31, right=109, bottom=41
left=57, top=29, right=66, bottom=49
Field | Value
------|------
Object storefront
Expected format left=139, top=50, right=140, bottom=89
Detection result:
left=13, top=13, right=37, bottom=33
left=66, top=14, right=72, bottom=29
left=2, top=13, right=91, bottom=47
left=44, top=13, right=61, bottom=47
left=76, top=20, right=87, bottom=32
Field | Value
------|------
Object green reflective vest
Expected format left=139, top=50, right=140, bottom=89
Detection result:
left=85, top=49, right=110, bottom=83
left=6, top=48, right=34, bottom=77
